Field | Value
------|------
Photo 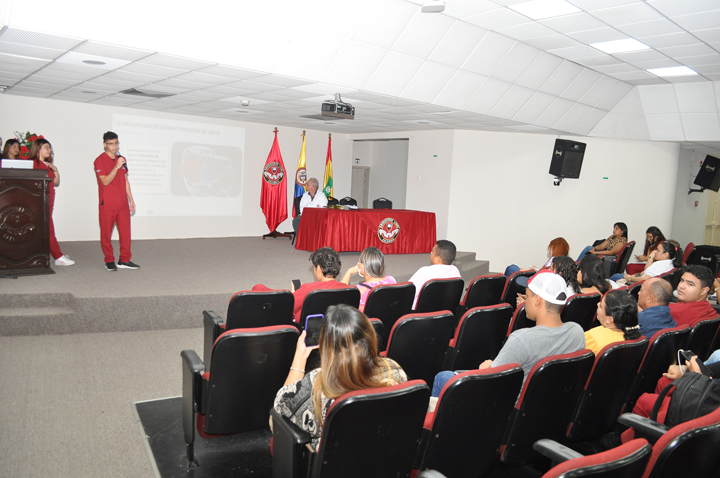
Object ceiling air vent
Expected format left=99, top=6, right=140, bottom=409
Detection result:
left=120, top=88, right=175, bottom=99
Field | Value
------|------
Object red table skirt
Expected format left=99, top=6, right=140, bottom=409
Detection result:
left=295, top=208, right=436, bottom=254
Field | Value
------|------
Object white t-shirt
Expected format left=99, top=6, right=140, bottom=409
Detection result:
left=409, top=263, right=461, bottom=309
left=642, top=259, right=674, bottom=277
left=299, top=190, right=328, bottom=213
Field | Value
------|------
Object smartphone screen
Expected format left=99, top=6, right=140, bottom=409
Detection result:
left=304, top=314, right=324, bottom=346
left=292, top=279, right=301, bottom=290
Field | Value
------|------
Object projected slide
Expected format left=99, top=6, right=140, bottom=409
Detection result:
left=112, top=114, right=245, bottom=217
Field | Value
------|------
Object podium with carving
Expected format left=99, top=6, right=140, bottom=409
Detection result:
left=0, top=169, right=54, bottom=276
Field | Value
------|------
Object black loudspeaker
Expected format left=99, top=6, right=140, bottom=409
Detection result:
left=686, top=245, right=720, bottom=276
left=373, top=197, right=392, bottom=209
left=549, top=139, right=586, bottom=179
left=694, top=155, right=720, bottom=192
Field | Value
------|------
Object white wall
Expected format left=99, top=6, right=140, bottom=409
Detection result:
left=447, top=131, right=680, bottom=272
left=671, top=149, right=711, bottom=249
left=0, top=95, right=351, bottom=241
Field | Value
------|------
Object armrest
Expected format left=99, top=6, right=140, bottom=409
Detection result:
left=203, top=310, right=223, bottom=369
left=271, top=408, right=313, bottom=478
left=181, top=349, right=205, bottom=463
left=533, top=438, right=583, bottom=463
left=617, top=413, right=670, bottom=440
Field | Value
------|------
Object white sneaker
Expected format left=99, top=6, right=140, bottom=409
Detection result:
left=55, top=255, right=75, bottom=266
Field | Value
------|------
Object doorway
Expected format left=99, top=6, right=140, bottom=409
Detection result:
left=351, top=167, right=370, bottom=208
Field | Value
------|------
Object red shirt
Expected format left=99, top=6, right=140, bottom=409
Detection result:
left=94, top=152, right=128, bottom=209
left=669, top=300, right=718, bottom=327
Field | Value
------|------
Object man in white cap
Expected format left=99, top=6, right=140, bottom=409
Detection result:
left=430, top=271, right=585, bottom=397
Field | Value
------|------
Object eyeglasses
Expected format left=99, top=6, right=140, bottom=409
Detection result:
left=105, top=141, right=119, bottom=146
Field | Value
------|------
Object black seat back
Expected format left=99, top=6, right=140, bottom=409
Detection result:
left=415, top=278, right=464, bottom=318
left=561, top=293, right=601, bottom=331
left=444, top=304, right=513, bottom=371
left=385, top=312, right=454, bottom=386
left=363, top=282, right=415, bottom=349
left=457, top=274, right=507, bottom=317
left=686, top=316, right=720, bottom=361
left=537, top=438, right=652, bottom=478
left=373, top=197, right=392, bottom=209
left=226, top=290, right=295, bottom=330
left=609, top=241, right=636, bottom=276
left=507, top=304, right=534, bottom=335
left=299, top=287, right=360, bottom=326
left=338, top=196, right=357, bottom=206
left=501, top=270, right=535, bottom=310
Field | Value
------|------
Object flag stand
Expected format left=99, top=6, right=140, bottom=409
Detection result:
left=263, top=229, right=292, bottom=240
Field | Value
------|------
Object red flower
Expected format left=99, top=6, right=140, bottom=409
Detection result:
left=20, top=146, right=29, bottom=158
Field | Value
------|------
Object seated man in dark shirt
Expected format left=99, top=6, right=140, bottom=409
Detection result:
left=637, top=277, right=676, bottom=339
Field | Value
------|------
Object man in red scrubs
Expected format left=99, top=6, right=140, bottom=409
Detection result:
left=94, top=131, right=140, bottom=271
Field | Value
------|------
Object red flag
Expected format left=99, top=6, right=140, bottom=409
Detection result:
left=260, top=129, right=288, bottom=232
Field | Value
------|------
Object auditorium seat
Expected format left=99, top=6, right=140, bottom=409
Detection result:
left=622, top=325, right=691, bottom=414
left=534, top=438, right=652, bottom=478
left=373, top=197, right=392, bottom=209
left=499, top=349, right=595, bottom=465
left=608, top=241, right=636, bottom=277
left=368, top=318, right=385, bottom=351
left=363, top=282, right=415, bottom=350
left=202, top=290, right=294, bottom=368
left=507, top=304, right=534, bottom=335
left=180, top=325, right=298, bottom=466
left=298, top=287, right=360, bottom=327
left=443, top=304, right=513, bottom=371
left=561, top=292, right=601, bottom=331
left=271, top=380, right=429, bottom=478
left=627, top=281, right=643, bottom=303
left=380, top=311, right=454, bottom=386
left=417, top=365, right=523, bottom=477
left=338, top=196, right=357, bottom=206
left=685, top=316, right=720, bottom=361
left=414, top=278, right=464, bottom=319
left=682, top=242, right=695, bottom=265
left=456, top=273, right=506, bottom=318
left=501, top=270, right=535, bottom=311
left=566, top=338, right=649, bottom=443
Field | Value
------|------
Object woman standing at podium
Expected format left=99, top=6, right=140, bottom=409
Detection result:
left=28, top=139, right=75, bottom=266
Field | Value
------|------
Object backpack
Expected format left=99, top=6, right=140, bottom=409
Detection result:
left=650, top=372, right=720, bottom=427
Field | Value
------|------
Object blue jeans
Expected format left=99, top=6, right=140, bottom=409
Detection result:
left=431, top=370, right=458, bottom=397
left=610, top=273, right=624, bottom=281
left=706, top=350, right=720, bottom=365
left=577, top=245, right=593, bottom=261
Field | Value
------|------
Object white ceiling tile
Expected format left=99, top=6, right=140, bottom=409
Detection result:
left=117, top=62, right=184, bottom=78
left=5, top=89, right=49, bottom=98
left=393, top=11, right=456, bottom=60
left=588, top=110, right=623, bottom=137
left=0, top=76, right=23, bottom=86
left=624, top=78, right=669, bottom=85
left=224, top=80, right=282, bottom=93
left=195, top=65, right=265, bottom=81
left=462, top=31, right=516, bottom=76
left=401, top=61, right=457, bottom=103
left=429, top=21, right=488, bottom=68
left=554, top=103, right=594, bottom=131
left=515, top=52, right=566, bottom=89
left=242, top=75, right=311, bottom=88
left=149, top=78, right=200, bottom=92
left=619, top=113, right=651, bottom=140
left=495, top=21, right=557, bottom=40
left=612, top=49, right=670, bottom=63
left=464, top=77, right=513, bottom=114
left=539, top=61, right=584, bottom=96
left=0, top=28, right=81, bottom=50
left=434, top=70, right=487, bottom=109
left=672, top=10, right=720, bottom=31
left=30, top=74, right=82, bottom=86
left=273, top=34, right=345, bottom=82
left=322, top=41, right=387, bottom=89
left=492, top=42, right=541, bottom=83
left=445, top=0, right=501, bottom=17
left=513, top=91, right=558, bottom=123
left=674, top=82, right=717, bottom=113
left=137, top=53, right=213, bottom=71
left=290, top=83, right=357, bottom=95
left=534, top=98, right=576, bottom=128
left=694, top=65, right=720, bottom=74
left=0, top=42, right=63, bottom=60
left=39, top=64, right=100, bottom=81
left=615, top=19, right=684, bottom=37
left=682, top=54, right=720, bottom=67
left=523, top=35, right=584, bottom=50
left=102, top=69, right=164, bottom=84
left=0, top=52, right=50, bottom=69
left=591, top=3, right=665, bottom=25
left=573, top=107, right=608, bottom=135
left=693, top=27, right=720, bottom=43
left=637, top=33, right=706, bottom=49
left=682, top=113, right=720, bottom=140
left=547, top=45, right=606, bottom=60
left=648, top=0, right=720, bottom=17
left=72, top=41, right=152, bottom=61
left=574, top=55, right=626, bottom=67
left=613, top=69, right=663, bottom=81
left=465, top=7, right=532, bottom=30
left=351, top=0, right=416, bottom=49
left=540, top=12, right=609, bottom=33
left=363, top=51, right=424, bottom=96
left=630, top=59, right=682, bottom=69
left=489, top=84, right=536, bottom=118
left=565, top=28, right=628, bottom=44
left=562, top=69, right=603, bottom=101
left=569, top=0, right=645, bottom=11
left=591, top=63, right=640, bottom=74
left=639, top=84, right=678, bottom=113
left=657, top=43, right=717, bottom=58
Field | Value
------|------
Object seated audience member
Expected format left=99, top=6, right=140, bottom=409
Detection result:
left=637, top=278, right=676, bottom=339
left=1, top=138, right=20, bottom=159
left=339, top=247, right=396, bottom=312
left=625, top=227, right=666, bottom=275
left=577, top=222, right=628, bottom=261
left=273, top=304, right=407, bottom=451
left=577, top=255, right=611, bottom=295
left=669, top=265, right=718, bottom=327
left=504, top=237, right=570, bottom=276
left=584, top=290, right=642, bottom=355
left=292, top=177, right=328, bottom=231
left=409, top=239, right=460, bottom=309
left=613, top=241, right=680, bottom=283
left=430, top=271, right=585, bottom=397
left=515, top=255, right=581, bottom=307
left=253, top=247, right=347, bottom=322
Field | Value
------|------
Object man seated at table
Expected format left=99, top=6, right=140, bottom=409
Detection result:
left=292, top=177, right=327, bottom=232
left=669, top=265, right=718, bottom=327
left=252, top=247, right=347, bottom=322
left=637, top=278, right=676, bottom=339
left=409, top=239, right=461, bottom=309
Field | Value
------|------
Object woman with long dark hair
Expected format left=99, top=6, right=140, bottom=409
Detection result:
left=1, top=138, right=20, bottom=159
left=577, top=223, right=628, bottom=261
left=625, top=226, right=667, bottom=275
left=620, top=241, right=681, bottom=283
left=584, top=290, right=642, bottom=355
left=273, top=304, right=407, bottom=451
left=577, top=255, right=610, bottom=295
left=28, top=139, right=74, bottom=266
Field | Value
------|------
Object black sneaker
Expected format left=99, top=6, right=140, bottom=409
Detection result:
left=105, top=262, right=118, bottom=271
left=117, top=261, right=140, bottom=269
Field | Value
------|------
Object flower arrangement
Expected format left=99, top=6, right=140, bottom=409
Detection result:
left=14, top=131, right=45, bottom=158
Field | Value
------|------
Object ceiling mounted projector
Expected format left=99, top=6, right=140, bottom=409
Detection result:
left=321, top=93, right=355, bottom=120
left=421, top=0, right=445, bottom=13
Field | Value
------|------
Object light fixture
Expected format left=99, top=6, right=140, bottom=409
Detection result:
left=83, top=59, right=106, bottom=66
left=421, top=0, right=445, bottom=13
left=647, top=66, right=699, bottom=77
left=509, top=0, right=581, bottom=20
left=591, top=39, right=650, bottom=54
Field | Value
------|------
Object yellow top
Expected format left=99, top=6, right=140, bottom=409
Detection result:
left=584, top=326, right=624, bottom=355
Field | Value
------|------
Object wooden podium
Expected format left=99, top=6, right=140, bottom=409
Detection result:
left=0, top=168, right=54, bottom=277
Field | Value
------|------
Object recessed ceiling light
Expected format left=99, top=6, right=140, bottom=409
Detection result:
left=591, top=39, right=650, bottom=54
left=83, top=60, right=106, bottom=66
left=509, top=0, right=581, bottom=20
left=647, top=66, right=698, bottom=77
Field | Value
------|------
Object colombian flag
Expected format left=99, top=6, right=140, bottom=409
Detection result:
left=322, top=133, right=333, bottom=198
left=293, top=132, right=307, bottom=218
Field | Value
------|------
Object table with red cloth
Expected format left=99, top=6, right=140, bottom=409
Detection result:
left=295, top=207, right=436, bottom=254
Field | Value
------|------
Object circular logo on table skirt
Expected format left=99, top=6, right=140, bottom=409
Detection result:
left=263, top=162, right=285, bottom=185
left=0, top=206, right=37, bottom=243
left=296, top=167, right=307, bottom=186
left=378, top=218, right=400, bottom=244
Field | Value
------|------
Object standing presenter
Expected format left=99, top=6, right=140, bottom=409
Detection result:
left=94, top=131, right=140, bottom=271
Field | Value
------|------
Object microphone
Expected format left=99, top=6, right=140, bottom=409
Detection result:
left=117, top=153, right=128, bottom=171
